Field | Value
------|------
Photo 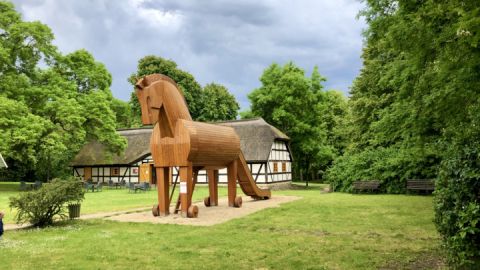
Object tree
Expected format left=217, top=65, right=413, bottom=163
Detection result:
left=128, top=55, right=203, bottom=120
left=111, top=98, right=133, bottom=129
left=0, top=2, right=126, bottom=181
left=128, top=55, right=241, bottom=123
left=197, top=83, right=239, bottom=122
left=321, top=90, right=349, bottom=156
left=248, top=62, right=345, bottom=181
left=239, top=110, right=258, bottom=119
left=326, top=0, right=480, bottom=266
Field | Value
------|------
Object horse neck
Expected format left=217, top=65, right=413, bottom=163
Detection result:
left=157, top=86, right=192, bottom=137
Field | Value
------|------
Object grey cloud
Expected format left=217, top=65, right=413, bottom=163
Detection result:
left=143, top=0, right=276, bottom=26
left=12, top=0, right=365, bottom=110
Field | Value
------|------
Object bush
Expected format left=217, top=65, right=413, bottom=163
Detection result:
left=434, top=140, right=480, bottom=268
left=9, top=177, right=85, bottom=227
left=325, top=146, right=438, bottom=193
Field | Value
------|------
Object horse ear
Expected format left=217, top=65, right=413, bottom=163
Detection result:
left=135, top=77, right=146, bottom=90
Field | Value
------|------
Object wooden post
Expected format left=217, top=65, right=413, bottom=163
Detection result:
left=207, top=169, right=219, bottom=206
left=179, top=165, right=193, bottom=217
left=227, top=160, right=237, bottom=207
left=156, top=167, right=170, bottom=216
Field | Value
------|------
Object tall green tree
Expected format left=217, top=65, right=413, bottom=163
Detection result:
left=248, top=62, right=346, bottom=181
left=0, top=1, right=126, bottom=181
left=326, top=0, right=480, bottom=266
left=111, top=98, right=133, bottom=129
left=197, top=83, right=239, bottom=122
left=239, top=109, right=257, bottom=120
left=128, top=55, right=240, bottom=123
left=128, top=55, right=203, bottom=120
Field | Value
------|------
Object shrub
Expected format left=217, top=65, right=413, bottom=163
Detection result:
left=9, top=177, right=85, bottom=227
left=434, top=140, right=480, bottom=267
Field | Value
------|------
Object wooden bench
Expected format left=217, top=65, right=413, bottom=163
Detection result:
left=352, top=181, right=380, bottom=193
left=406, top=179, right=435, bottom=193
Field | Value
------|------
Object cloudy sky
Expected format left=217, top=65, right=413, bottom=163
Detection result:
left=12, top=0, right=366, bottom=110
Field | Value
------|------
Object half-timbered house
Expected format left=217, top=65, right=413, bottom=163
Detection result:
left=71, top=118, right=293, bottom=185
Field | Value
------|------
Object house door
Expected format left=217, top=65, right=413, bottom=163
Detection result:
left=84, top=167, right=92, bottom=181
left=139, top=163, right=152, bottom=183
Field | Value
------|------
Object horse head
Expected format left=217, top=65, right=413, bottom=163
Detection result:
left=135, top=74, right=192, bottom=130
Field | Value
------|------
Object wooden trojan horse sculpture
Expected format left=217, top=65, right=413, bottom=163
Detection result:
left=136, top=74, right=271, bottom=218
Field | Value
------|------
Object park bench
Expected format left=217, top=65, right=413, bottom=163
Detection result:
left=142, top=182, right=151, bottom=191
left=125, top=183, right=137, bottom=193
left=108, top=179, right=121, bottom=189
left=352, top=180, right=380, bottom=193
left=119, top=180, right=126, bottom=188
left=19, top=181, right=28, bottom=191
left=33, top=181, right=42, bottom=189
left=94, top=182, right=103, bottom=192
left=406, top=179, right=435, bottom=193
left=127, top=182, right=149, bottom=193
left=84, top=182, right=94, bottom=192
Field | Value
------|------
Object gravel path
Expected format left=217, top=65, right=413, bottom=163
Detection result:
left=106, top=195, right=301, bottom=226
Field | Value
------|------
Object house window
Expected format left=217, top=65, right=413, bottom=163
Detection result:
left=273, top=163, right=278, bottom=172
left=111, top=167, right=120, bottom=176
left=282, top=162, right=287, bottom=172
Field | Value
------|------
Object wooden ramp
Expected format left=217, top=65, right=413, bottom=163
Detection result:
left=237, top=151, right=271, bottom=200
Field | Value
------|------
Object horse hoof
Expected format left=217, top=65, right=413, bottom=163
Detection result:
left=204, top=196, right=211, bottom=207
left=187, top=205, right=199, bottom=218
left=234, top=196, right=242, bottom=208
left=152, top=204, right=159, bottom=216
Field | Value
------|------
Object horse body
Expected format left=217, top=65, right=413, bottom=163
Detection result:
left=136, top=74, right=243, bottom=217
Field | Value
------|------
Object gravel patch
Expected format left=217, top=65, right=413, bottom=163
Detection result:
left=106, top=195, right=301, bottom=226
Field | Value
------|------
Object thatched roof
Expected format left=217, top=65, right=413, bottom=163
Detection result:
left=71, top=118, right=289, bottom=166
left=71, top=128, right=152, bottom=166
left=217, top=118, right=289, bottom=162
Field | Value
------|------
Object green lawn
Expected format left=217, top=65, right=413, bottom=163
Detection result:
left=0, top=182, right=444, bottom=269
left=0, top=182, right=20, bottom=223
left=0, top=182, right=228, bottom=224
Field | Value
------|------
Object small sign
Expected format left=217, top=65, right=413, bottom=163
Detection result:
left=132, top=168, right=138, bottom=174
left=180, top=182, right=187, bottom=194
left=0, top=153, right=7, bottom=168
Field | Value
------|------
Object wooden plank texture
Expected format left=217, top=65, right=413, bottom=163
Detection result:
left=136, top=74, right=272, bottom=218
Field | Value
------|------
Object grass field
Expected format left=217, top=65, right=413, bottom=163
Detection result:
left=0, top=182, right=228, bottom=224
left=0, top=182, right=445, bottom=269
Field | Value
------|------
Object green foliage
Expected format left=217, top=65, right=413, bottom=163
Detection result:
left=128, top=55, right=203, bottom=119
left=248, top=63, right=348, bottom=181
left=239, top=109, right=258, bottom=119
left=128, top=55, right=240, bottom=123
left=321, top=90, right=350, bottom=156
left=54, top=49, right=112, bottom=93
left=434, top=102, right=480, bottom=267
left=0, top=2, right=126, bottom=181
left=329, top=0, right=480, bottom=266
left=326, top=146, right=439, bottom=193
left=197, top=83, right=239, bottom=121
left=111, top=98, right=133, bottom=129
left=9, top=178, right=85, bottom=227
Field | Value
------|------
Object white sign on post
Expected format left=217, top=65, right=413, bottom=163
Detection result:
left=0, top=153, right=7, bottom=168
left=180, top=182, right=187, bottom=194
